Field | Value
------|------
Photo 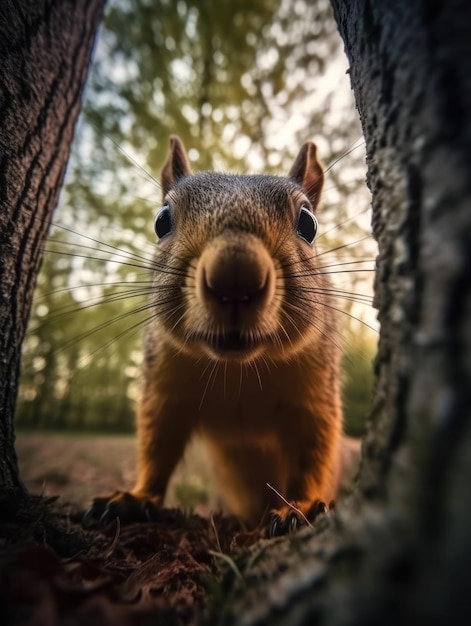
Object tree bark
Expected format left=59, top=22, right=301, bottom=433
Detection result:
left=216, top=1, right=471, bottom=624
left=0, top=0, right=104, bottom=501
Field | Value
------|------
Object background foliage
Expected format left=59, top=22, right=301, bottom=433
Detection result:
left=17, top=0, right=375, bottom=434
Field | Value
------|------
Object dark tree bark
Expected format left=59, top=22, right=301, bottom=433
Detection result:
left=216, top=1, right=471, bottom=624
left=0, top=1, right=104, bottom=502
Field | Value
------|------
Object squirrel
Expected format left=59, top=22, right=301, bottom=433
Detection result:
left=85, top=136, right=344, bottom=536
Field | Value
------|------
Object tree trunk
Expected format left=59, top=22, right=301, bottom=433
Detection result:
left=217, top=1, right=471, bottom=624
left=0, top=0, right=104, bottom=502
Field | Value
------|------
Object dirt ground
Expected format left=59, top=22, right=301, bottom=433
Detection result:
left=6, top=432, right=263, bottom=625
left=16, top=431, right=219, bottom=515
left=7, top=432, right=360, bottom=624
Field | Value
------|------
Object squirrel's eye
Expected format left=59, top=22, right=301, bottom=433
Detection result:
left=296, top=205, right=317, bottom=245
left=154, top=203, right=172, bottom=239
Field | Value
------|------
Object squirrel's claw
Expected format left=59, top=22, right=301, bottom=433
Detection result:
left=268, top=510, right=302, bottom=537
left=82, top=496, right=112, bottom=528
left=98, top=503, right=119, bottom=527
left=143, top=501, right=159, bottom=522
left=268, top=499, right=330, bottom=537
left=82, top=491, right=162, bottom=528
left=82, top=505, right=98, bottom=529
left=268, top=513, right=282, bottom=538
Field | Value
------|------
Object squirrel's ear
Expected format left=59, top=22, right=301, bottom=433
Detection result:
left=289, top=142, right=324, bottom=212
left=161, top=135, right=192, bottom=196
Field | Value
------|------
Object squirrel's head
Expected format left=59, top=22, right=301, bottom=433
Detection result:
left=151, top=136, right=333, bottom=363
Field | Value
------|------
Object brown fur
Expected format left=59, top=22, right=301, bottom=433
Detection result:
left=88, top=136, right=343, bottom=530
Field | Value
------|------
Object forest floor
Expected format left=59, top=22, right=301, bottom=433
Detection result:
left=1, top=433, right=264, bottom=625
left=3, top=433, right=359, bottom=624
left=16, top=431, right=219, bottom=514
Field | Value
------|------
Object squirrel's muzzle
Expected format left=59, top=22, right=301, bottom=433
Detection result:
left=196, top=233, right=276, bottom=327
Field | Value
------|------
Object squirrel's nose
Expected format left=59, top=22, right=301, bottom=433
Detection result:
left=197, top=234, right=275, bottom=319
left=204, top=257, right=268, bottom=307
left=199, top=233, right=274, bottom=311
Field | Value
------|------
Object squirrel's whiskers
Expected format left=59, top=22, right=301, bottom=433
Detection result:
left=25, top=137, right=375, bottom=536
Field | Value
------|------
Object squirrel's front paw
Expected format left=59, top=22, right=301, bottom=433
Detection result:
left=268, top=500, right=331, bottom=537
left=83, top=491, right=162, bottom=528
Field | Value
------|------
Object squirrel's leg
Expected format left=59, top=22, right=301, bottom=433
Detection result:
left=84, top=396, right=194, bottom=527
left=268, top=412, right=341, bottom=537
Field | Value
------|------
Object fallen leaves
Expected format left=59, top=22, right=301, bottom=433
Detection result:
left=0, top=499, right=265, bottom=625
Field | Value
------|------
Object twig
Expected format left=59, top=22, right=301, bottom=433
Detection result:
left=210, top=513, right=222, bottom=553
left=266, top=483, right=313, bottom=528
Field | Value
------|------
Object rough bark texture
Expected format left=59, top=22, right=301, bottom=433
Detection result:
left=216, top=1, right=471, bottom=624
left=0, top=0, right=104, bottom=500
